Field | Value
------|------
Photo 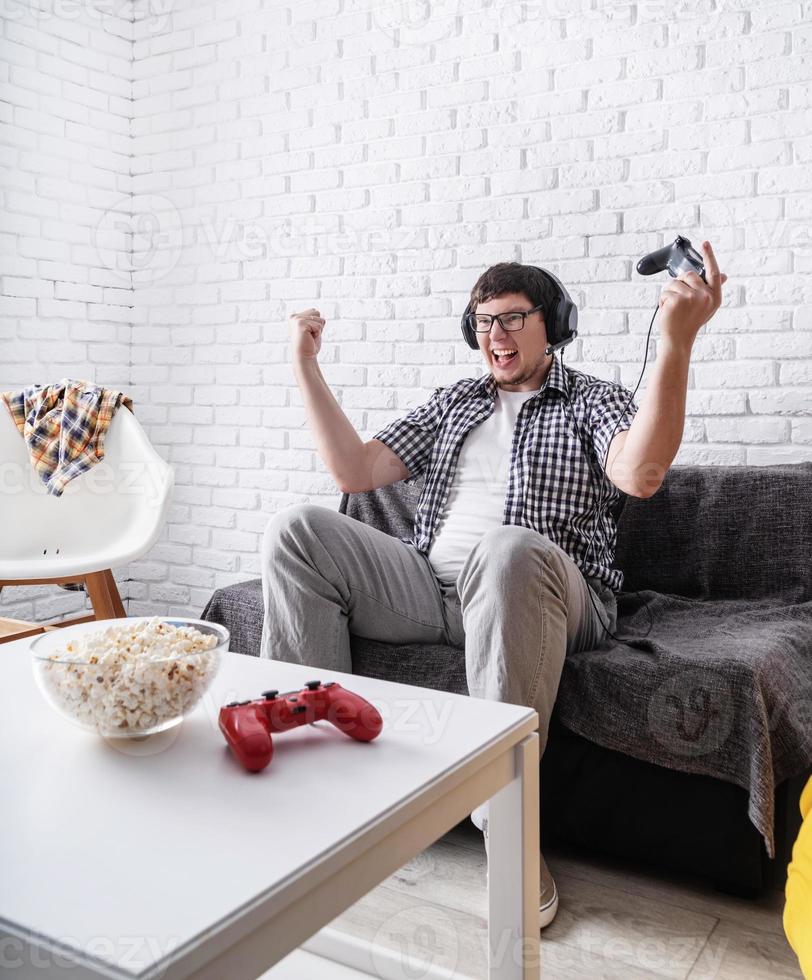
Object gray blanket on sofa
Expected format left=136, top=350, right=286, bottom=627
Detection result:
left=338, top=463, right=812, bottom=859
left=556, top=591, right=812, bottom=860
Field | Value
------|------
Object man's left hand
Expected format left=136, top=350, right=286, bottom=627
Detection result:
left=657, top=240, right=728, bottom=351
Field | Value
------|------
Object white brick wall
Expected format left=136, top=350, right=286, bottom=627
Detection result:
left=0, top=1, right=133, bottom=622
left=3, top=0, right=812, bottom=623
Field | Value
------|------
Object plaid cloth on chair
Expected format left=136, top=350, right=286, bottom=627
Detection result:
left=1, top=378, right=133, bottom=498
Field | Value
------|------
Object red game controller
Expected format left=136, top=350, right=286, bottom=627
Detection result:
left=218, top=679, right=383, bottom=772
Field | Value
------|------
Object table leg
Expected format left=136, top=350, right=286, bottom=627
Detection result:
left=487, top=733, right=540, bottom=979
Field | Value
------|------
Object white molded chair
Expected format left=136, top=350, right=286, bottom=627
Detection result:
left=0, top=405, right=174, bottom=643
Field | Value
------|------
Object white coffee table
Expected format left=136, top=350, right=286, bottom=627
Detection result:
left=1, top=633, right=540, bottom=979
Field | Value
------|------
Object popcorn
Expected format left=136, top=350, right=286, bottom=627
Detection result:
left=36, top=617, right=221, bottom=736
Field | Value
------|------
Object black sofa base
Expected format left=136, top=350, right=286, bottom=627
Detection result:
left=541, top=713, right=805, bottom=898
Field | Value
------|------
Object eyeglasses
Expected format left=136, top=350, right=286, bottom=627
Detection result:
left=465, top=303, right=544, bottom=333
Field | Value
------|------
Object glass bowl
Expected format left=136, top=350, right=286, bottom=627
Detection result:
left=31, top=616, right=229, bottom=738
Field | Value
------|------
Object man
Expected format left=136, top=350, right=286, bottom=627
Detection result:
left=260, top=242, right=726, bottom=929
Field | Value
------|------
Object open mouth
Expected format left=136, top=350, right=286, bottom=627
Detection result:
left=492, top=349, right=518, bottom=366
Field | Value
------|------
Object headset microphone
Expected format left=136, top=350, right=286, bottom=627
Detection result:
left=545, top=337, right=574, bottom=356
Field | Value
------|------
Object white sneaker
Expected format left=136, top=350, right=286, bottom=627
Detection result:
left=538, top=854, right=559, bottom=930
left=483, top=826, right=559, bottom=930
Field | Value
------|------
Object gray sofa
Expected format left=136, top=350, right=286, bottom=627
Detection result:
left=201, top=462, right=812, bottom=896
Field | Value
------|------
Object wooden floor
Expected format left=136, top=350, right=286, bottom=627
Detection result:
left=328, top=818, right=801, bottom=979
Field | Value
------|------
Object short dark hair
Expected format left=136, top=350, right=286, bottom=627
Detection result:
left=468, top=262, right=558, bottom=323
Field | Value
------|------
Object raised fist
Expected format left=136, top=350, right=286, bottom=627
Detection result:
left=289, top=308, right=326, bottom=362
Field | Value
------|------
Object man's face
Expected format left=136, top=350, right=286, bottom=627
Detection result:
left=474, top=292, right=553, bottom=392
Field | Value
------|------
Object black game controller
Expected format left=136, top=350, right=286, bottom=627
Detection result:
left=636, top=235, right=706, bottom=283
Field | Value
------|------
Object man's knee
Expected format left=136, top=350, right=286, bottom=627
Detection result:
left=473, top=524, right=561, bottom=571
left=459, top=525, right=567, bottom=596
left=262, top=502, right=335, bottom=562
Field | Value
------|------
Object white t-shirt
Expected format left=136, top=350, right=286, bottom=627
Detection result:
left=427, top=385, right=541, bottom=584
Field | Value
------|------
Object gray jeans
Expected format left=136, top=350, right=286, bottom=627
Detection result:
left=260, top=502, right=615, bottom=759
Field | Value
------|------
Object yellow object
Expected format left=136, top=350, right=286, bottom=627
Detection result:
left=785, top=776, right=812, bottom=979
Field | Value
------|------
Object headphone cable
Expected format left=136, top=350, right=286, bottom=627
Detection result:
left=559, top=302, right=660, bottom=644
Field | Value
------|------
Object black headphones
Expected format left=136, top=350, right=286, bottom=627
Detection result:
left=460, top=265, right=579, bottom=354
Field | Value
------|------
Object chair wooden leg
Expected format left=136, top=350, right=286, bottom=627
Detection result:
left=84, top=571, right=120, bottom=621
left=102, top=569, right=126, bottom=618
left=0, top=572, right=126, bottom=642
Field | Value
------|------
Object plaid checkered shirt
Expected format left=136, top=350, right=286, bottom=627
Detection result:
left=1, top=378, right=133, bottom=497
left=372, top=352, right=640, bottom=596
